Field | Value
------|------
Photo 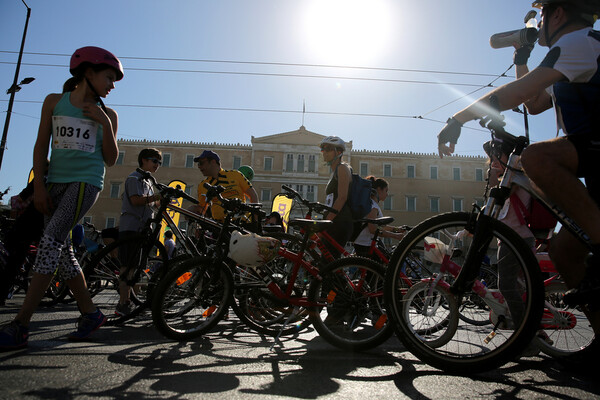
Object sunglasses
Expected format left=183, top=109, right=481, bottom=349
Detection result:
left=320, top=146, right=335, bottom=152
left=145, top=157, right=162, bottom=166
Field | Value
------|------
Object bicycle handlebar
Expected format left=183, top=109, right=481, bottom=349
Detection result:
left=281, top=184, right=337, bottom=215
left=202, top=182, right=264, bottom=216
left=136, top=168, right=199, bottom=205
left=479, top=98, right=529, bottom=156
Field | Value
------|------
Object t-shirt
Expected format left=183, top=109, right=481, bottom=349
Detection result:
left=354, top=199, right=382, bottom=246
left=539, top=27, right=600, bottom=136
left=197, top=168, right=252, bottom=222
left=48, top=92, right=106, bottom=189
left=164, top=238, right=175, bottom=259
left=119, top=170, right=155, bottom=232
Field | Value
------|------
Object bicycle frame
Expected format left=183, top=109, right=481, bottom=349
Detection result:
left=485, top=146, right=593, bottom=249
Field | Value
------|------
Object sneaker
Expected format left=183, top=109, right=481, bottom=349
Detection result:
left=68, top=308, right=107, bottom=341
left=0, top=320, right=29, bottom=350
left=114, top=301, right=136, bottom=317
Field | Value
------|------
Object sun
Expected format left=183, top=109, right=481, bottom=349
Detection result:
left=302, top=0, right=392, bottom=66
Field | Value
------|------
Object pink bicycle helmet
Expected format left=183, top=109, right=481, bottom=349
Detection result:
left=70, top=46, right=124, bottom=81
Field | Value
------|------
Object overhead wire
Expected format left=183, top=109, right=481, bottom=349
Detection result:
left=0, top=50, right=511, bottom=133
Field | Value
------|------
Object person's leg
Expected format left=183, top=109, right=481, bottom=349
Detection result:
left=17, top=183, right=99, bottom=327
left=521, top=137, right=600, bottom=243
left=117, top=231, right=137, bottom=309
left=0, top=205, right=44, bottom=301
left=550, top=228, right=600, bottom=334
left=522, top=137, right=600, bottom=310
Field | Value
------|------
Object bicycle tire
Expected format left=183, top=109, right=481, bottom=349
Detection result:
left=308, top=256, right=394, bottom=351
left=151, top=256, right=233, bottom=341
left=384, top=212, right=544, bottom=373
left=231, top=232, right=312, bottom=336
left=536, top=281, right=595, bottom=358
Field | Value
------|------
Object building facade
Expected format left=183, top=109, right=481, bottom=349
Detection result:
left=86, top=126, right=488, bottom=233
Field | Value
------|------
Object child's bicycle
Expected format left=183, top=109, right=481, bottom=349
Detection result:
left=384, top=109, right=595, bottom=373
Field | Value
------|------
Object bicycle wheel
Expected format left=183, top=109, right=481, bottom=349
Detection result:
left=536, top=281, right=595, bottom=358
left=151, top=256, right=232, bottom=341
left=232, top=232, right=312, bottom=336
left=401, top=280, right=459, bottom=348
left=385, top=212, right=544, bottom=373
left=83, top=235, right=167, bottom=322
left=308, top=256, right=393, bottom=351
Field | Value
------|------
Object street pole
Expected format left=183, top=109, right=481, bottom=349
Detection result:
left=0, top=1, right=31, bottom=172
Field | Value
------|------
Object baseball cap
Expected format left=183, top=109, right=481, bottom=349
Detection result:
left=194, top=150, right=220, bottom=163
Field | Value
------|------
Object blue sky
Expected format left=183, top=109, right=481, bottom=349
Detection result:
left=0, top=0, right=561, bottom=200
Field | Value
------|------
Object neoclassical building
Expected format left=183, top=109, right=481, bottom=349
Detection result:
left=86, top=125, right=488, bottom=233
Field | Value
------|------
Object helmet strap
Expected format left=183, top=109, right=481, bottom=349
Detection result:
left=327, top=151, right=343, bottom=166
left=84, top=77, right=108, bottom=113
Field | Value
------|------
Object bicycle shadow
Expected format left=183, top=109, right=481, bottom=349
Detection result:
left=5, top=311, right=598, bottom=399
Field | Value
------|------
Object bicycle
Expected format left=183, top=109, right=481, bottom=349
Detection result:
left=153, top=183, right=392, bottom=351
left=384, top=110, right=568, bottom=373
left=263, top=185, right=394, bottom=349
left=82, top=169, right=206, bottom=325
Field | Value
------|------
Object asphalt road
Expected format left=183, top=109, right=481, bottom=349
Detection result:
left=0, top=294, right=598, bottom=400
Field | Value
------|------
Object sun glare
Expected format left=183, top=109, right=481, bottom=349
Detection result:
left=303, top=0, right=392, bottom=66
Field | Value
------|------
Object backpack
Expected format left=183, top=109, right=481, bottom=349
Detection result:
left=348, top=170, right=373, bottom=220
left=510, top=193, right=558, bottom=236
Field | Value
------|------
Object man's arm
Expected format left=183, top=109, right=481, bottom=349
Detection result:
left=438, top=66, right=564, bottom=158
left=454, top=67, right=563, bottom=123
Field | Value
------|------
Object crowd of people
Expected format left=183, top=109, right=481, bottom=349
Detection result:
left=0, top=0, right=598, bottom=369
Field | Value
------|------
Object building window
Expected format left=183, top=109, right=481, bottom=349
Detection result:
left=430, top=166, right=438, bottom=180
left=360, top=162, right=368, bottom=177
left=453, top=167, right=461, bottom=181
left=306, top=185, right=315, bottom=201
left=453, top=198, right=463, bottom=212
left=406, top=196, right=416, bottom=212
left=264, top=157, right=273, bottom=171
left=261, top=188, right=272, bottom=202
left=233, top=156, right=241, bottom=170
left=297, top=154, right=305, bottom=172
left=383, top=163, right=392, bottom=177
left=185, top=154, right=195, bottom=168
left=106, top=217, right=116, bottom=229
left=116, top=151, right=125, bottom=165
left=407, top=165, right=415, bottom=179
left=286, top=154, right=293, bottom=172
left=162, top=153, right=171, bottom=167
left=308, top=155, right=316, bottom=172
left=383, top=196, right=392, bottom=211
left=295, top=184, right=304, bottom=196
left=430, top=197, right=440, bottom=213
left=475, top=168, right=484, bottom=182
left=109, top=183, right=120, bottom=199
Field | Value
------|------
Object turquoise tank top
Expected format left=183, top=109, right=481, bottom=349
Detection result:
left=47, top=92, right=105, bottom=189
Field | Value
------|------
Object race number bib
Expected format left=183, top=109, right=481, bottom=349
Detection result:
left=52, top=116, right=98, bottom=153
left=325, top=193, right=334, bottom=207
